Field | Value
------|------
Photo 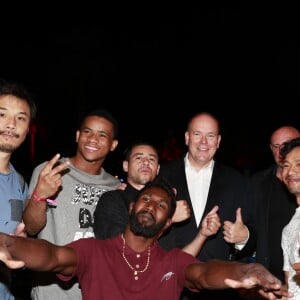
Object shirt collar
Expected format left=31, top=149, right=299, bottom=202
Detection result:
left=184, top=152, right=214, bottom=171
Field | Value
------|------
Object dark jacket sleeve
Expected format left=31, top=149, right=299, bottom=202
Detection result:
left=93, top=190, right=129, bottom=239
left=234, top=176, right=257, bottom=261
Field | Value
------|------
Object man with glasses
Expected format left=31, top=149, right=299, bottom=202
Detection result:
left=250, top=126, right=300, bottom=285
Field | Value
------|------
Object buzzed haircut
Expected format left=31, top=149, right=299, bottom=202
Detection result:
left=123, top=140, right=160, bottom=161
left=80, top=109, right=119, bottom=139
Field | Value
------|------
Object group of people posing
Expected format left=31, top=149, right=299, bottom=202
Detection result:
left=1, top=78, right=300, bottom=300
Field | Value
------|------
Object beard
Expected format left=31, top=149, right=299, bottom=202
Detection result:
left=0, top=131, right=20, bottom=153
left=129, top=210, right=166, bottom=238
left=0, top=143, right=16, bottom=153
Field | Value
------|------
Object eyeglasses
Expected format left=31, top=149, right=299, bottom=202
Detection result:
left=270, top=144, right=283, bottom=151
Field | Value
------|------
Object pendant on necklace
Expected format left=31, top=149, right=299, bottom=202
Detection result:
left=121, top=234, right=150, bottom=281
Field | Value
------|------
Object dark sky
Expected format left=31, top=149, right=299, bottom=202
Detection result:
left=2, top=5, right=299, bottom=180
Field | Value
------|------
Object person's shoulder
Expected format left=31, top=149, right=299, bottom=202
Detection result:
left=214, top=161, right=246, bottom=178
left=32, top=159, right=51, bottom=171
left=160, top=157, right=184, bottom=171
left=32, top=157, right=67, bottom=173
left=68, top=237, right=103, bottom=250
left=250, top=165, right=275, bottom=181
left=164, top=247, right=199, bottom=264
left=99, top=169, right=120, bottom=186
left=100, top=184, right=137, bottom=204
left=99, top=188, right=124, bottom=200
left=16, top=171, right=27, bottom=193
left=9, top=164, right=27, bottom=193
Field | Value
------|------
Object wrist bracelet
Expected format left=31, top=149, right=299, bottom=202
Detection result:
left=32, top=192, right=46, bottom=202
left=32, top=193, right=57, bottom=206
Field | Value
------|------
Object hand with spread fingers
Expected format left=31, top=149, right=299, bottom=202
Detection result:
left=22, top=153, right=70, bottom=236
left=30, top=153, right=70, bottom=200
left=223, top=262, right=293, bottom=299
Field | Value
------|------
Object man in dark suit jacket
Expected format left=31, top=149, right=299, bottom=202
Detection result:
left=159, top=112, right=256, bottom=300
left=250, top=126, right=299, bottom=283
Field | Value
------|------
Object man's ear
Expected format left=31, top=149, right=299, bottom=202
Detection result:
left=163, top=218, right=173, bottom=231
left=156, top=164, right=160, bottom=175
left=76, top=130, right=80, bottom=142
left=158, top=218, right=173, bottom=239
left=110, top=139, right=118, bottom=152
left=184, top=131, right=189, bottom=146
left=172, top=187, right=177, bottom=196
left=129, top=201, right=134, bottom=213
left=123, top=160, right=129, bottom=172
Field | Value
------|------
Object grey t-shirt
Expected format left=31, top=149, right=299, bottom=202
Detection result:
left=28, top=157, right=120, bottom=300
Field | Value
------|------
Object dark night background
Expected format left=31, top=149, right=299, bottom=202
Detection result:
left=1, top=4, right=299, bottom=182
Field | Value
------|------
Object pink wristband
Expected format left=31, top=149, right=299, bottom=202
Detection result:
left=32, top=193, right=57, bottom=206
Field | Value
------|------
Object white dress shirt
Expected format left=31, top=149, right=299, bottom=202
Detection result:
left=184, top=154, right=214, bottom=226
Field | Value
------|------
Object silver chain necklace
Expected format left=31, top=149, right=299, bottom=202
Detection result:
left=121, top=234, right=151, bottom=280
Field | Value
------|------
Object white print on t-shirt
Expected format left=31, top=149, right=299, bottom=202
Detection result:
left=70, top=183, right=109, bottom=241
left=161, top=272, right=175, bottom=282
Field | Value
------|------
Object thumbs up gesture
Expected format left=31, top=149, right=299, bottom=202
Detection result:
left=200, top=205, right=221, bottom=237
left=223, top=208, right=249, bottom=244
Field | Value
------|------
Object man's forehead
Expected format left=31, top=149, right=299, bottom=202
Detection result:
left=141, top=186, right=165, bottom=194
